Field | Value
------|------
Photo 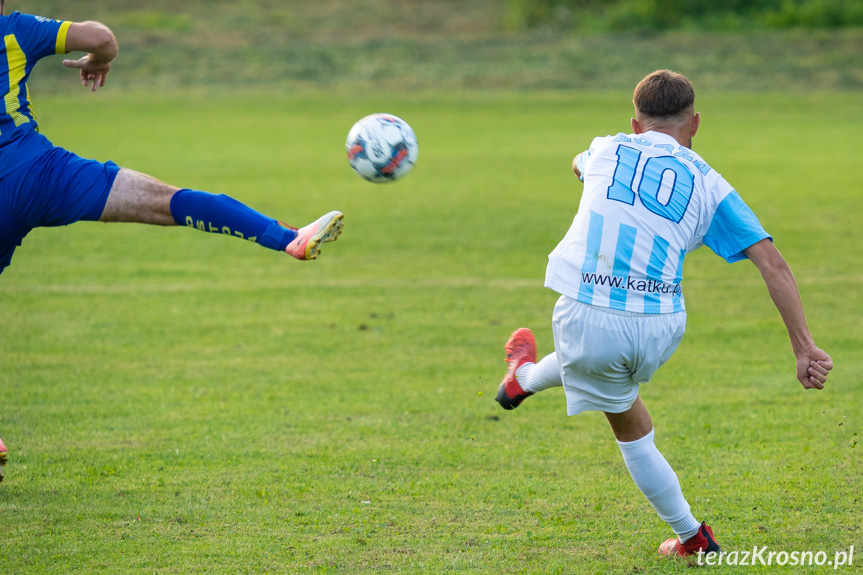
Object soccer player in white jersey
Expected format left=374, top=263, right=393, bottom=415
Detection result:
left=495, top=70, right=833, bottom=558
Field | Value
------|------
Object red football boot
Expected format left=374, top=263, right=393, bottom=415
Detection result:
left=658, top=522, right=722, bottom=557
left=495, top=328, right=537, bottom=410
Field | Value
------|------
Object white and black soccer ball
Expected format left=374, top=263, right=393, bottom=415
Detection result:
left=346, top=113, right=418, bottom=183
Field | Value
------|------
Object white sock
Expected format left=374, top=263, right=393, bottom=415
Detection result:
left=616, top=429, right=701, bottom=537
left=516, top=352, right=563, bottom=393
left=678, top=526, right=701, bottom=544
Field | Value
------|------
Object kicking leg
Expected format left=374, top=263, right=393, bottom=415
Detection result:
left=98, top=168, right=177, bottom=225
left=607, top=397, right=720, bottom=557
left=517, top=352, right=563, bottom=394
left=99, top=168, right=342, bottom=260
left=496, top=328, right=538, bottom=409
left=496, top=328, right=564, bottom=410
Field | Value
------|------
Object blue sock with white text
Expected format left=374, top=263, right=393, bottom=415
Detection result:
left=169, top=190, right=296, bottom=251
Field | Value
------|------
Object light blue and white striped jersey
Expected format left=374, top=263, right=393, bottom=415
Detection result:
left=545, top=130, right=770, bottom=314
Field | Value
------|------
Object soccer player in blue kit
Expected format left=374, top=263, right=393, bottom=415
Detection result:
left=0, top=3, right=343, bottom=483
left=0, top=3, right=344, bottom=278
left=495, top=70, right=833, bottom=557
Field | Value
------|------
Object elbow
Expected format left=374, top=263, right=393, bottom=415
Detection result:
left=751, top=242, right=792, bottom=277
left=72, top=21, right=118, bottom=61
left=91, top=25, right=118, bottom=60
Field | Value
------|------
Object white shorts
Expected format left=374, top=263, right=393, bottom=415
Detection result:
left=551, top=295, right=686, bottom=416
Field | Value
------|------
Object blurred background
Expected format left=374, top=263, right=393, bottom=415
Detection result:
left=22, top=0, right=863, bottom=93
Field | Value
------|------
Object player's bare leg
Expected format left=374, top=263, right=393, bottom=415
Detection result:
left=604, top=396, right=653, bottom=442
left=607, top=397, right=720, bottom=557
left=99, top=168, right=177, bottom=225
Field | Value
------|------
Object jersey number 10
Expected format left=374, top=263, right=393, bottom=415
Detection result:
left=606, top=144, right=694, bottom=224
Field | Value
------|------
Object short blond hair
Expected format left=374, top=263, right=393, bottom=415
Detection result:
left=633, top=70, right=695, bottom=119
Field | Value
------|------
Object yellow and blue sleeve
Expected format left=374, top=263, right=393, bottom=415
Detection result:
left=55, top=20, right=72, bottom=54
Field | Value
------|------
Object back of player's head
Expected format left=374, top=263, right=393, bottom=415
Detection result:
left=633, top=70, right=695, bottom=119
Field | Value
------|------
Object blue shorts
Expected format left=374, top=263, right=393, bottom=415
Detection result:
left=0, top=146, right=119, bottom=275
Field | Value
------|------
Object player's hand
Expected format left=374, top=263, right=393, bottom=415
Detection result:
left=62, top=54, right=112, bottom=92
left=795, top=344, right=832, bottom=390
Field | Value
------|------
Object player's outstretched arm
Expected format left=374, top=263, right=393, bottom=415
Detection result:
left=744, top=238, right=833, bottom=389
left=62, top=21, right=118, bottom=92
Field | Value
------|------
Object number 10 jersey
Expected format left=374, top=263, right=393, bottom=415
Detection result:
left=545, top=130, right=771, bottom=314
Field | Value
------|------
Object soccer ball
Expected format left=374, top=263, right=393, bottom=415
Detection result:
left=346, top=113, right=418, bottom=183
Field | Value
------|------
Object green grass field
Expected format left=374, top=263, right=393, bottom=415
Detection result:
left=1, top=89, right=861, bottom=574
